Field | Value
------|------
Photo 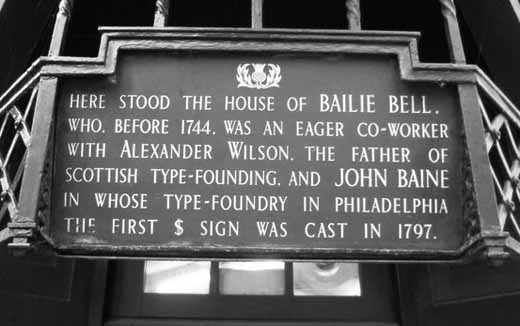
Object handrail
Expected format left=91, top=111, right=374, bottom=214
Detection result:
left=0, top=59, right=42, bottom=114
left=475, top=70, right=520, bottom=255
left=476, top=68, right=520, bottom=129
left=0, top=65, right=40, bottom=248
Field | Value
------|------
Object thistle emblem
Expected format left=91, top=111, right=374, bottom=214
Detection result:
left=236, top=63, right=282, bottom=89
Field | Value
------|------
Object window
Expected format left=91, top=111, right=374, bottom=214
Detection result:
left=143, top=261, right=361, bottom=297
left=293, top=262, right=361, bottom=296
left=107, top=261, right=397, bottom=322
left=144, top=261, right=211, bottom=294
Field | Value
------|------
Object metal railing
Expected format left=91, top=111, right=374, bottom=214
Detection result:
left=0, top=76, right=40, bottom=246
left=0, top=0, right=518, bottom=260
left=478, top=77, right=520, bottom=252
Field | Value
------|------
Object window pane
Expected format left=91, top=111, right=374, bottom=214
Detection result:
left=143, top=260, right=211, bottom=294
left=293, top=263, right=361, bottom=296
left=219, top=261, right=285, bottom=295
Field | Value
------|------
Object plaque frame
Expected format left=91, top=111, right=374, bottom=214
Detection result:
left=0, top=28, right=513, bottom=263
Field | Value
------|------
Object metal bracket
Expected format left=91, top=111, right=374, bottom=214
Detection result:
left=6, top=219, right=37, bottom=255
left=465, top=230, right=510, bottom=266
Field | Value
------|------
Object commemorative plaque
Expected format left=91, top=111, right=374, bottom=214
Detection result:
left=47, top=32, right=470, bottom=259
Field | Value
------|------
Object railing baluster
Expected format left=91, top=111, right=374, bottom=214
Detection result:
left=346, top=0, right=361, bottom=30
left=251, top=0, right=263, bottom=29
left=154, top=0, right=170, bottom=27
left=439, top=0, right=466, bottom=63
left=48, top=0, right=75, bottom=57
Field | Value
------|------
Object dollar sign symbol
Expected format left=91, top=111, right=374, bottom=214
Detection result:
left=174, top=218, right=184, bottom=236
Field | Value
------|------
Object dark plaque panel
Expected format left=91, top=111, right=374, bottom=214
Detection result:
left=50, top=51, right=465, bottom=259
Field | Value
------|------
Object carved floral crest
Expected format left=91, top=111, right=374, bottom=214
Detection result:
left=236, top=63, right=282, bottom=89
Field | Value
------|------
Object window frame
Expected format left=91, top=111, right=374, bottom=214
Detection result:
left=106, top=261, right=399, bottom=322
